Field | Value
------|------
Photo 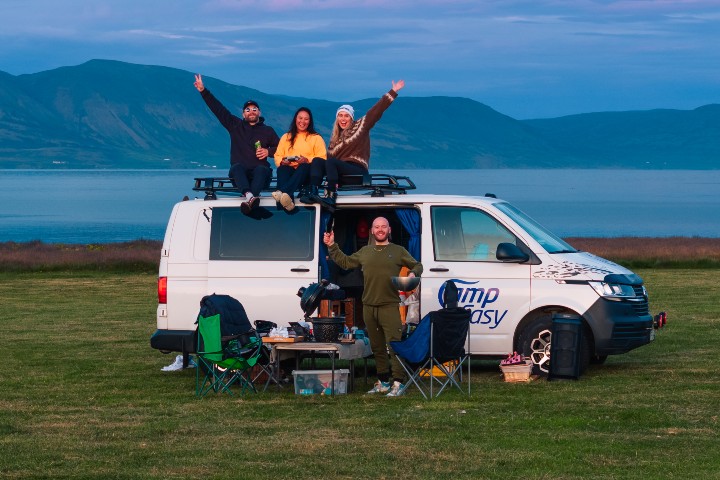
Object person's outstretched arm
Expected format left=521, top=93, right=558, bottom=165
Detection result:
left=194, top=73, right=236, bottom=130
left=363, top=79, right=404, bottom=129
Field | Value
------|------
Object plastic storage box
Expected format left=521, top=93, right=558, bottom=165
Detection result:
left=292, top=369, right=349, bottom=395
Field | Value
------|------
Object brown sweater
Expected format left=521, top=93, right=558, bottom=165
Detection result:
left=328, top=89, right=398, bottom=170
left=328, top=242, right=422, bottom=307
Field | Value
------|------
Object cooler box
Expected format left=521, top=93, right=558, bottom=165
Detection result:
left=292, top=369, right=350, bottom=395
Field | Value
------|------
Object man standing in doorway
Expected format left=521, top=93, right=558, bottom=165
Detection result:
left=194, top=74, right=279, bottom=214
left=323, top=217, right=422, bottom=397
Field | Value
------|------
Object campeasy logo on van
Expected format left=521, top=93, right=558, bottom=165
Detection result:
left=438, top=279, right=508, bottom=329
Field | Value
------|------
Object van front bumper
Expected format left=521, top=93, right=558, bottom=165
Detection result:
left=150, top=329, right=197, bottom=354
left=584, top=298, right=654, bottom=355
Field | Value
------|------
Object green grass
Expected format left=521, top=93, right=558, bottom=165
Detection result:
left=1, top=269, right=719, bottom=479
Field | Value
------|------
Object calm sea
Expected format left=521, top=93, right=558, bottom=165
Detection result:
left=1, top=169, right=718, bottom=243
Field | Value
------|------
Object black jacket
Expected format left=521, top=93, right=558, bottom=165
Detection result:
left=200, top=89, right=280, bottom=169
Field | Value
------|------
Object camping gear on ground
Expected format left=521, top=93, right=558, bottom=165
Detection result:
left=194, top=294, right=265, bottom=396
left=293, top=369, right=350, bottom=395
left=390, top=280, right=471, bottom=399
left=500, top=352, right=533, bottom=382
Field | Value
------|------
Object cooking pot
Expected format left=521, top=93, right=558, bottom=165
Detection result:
left=391, top=276, right=421, bottom=292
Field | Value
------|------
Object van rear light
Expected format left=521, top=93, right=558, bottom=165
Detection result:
left=158, top=276, right=167, bottom=304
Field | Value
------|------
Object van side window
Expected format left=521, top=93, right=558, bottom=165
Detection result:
left=431, top=206, right=516, bottom=262
left=210, top=208, right=316, bottom=261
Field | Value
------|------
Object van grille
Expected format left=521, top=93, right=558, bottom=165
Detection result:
left=631, top=285, right=649, bottom=316
left=631, top=301, right=649, bottom=316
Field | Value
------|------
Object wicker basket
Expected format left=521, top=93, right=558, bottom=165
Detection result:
left=500, top=361, right=533, bottom=383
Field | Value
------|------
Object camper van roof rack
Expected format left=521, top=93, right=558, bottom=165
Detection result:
left=193, top=173, right=416, bottom=200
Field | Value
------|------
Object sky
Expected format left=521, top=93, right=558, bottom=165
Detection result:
left=1, top=0, right=719, bottom=119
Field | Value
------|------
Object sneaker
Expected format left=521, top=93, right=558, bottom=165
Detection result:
left=367, top=380, right=391, bottom=394
left=241, top=195, right=259, bottom=214
left=240, top=200, right=251, bottom=214
left=386, top=381, right=406, bottom=397
left=161, top=355, right=184, bottom=372
left=280, top=192, right=295, bottom=211
left=271, top=190, right=282, bottom=203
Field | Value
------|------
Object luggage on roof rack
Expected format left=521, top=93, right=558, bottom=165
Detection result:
left=193, top=173, right=416, bottom=200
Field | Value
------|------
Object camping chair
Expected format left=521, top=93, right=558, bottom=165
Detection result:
left=390, top=280, right=471, bottom=399
left=195, top=313, right=263, bottom=397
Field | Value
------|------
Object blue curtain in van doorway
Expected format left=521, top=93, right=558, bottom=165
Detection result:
left=319, top=211, right=331, bottom=281
left=396, top=208, right=421, bottom=261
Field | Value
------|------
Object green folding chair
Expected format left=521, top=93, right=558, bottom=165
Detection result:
left=196, top=314, right=263, bottom=397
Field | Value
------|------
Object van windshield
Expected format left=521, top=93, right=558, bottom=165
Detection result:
left=494, top=202, right=577, bottom=254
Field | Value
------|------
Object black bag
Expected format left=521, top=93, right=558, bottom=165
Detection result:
left=198, top=293, right=252, bottom=337
left=254, top=320, right=277, bottom=336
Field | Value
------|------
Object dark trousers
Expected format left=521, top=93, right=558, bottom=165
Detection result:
left=276, top=162, right=312, bottom=200
left=228, top=163, right=271, bottom=197
left=309, top=156, right=367, bottom=191
left=363, top=304, right=405, bottom=383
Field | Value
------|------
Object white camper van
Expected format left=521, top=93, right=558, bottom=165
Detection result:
left=151, top=174, right=658, bottom=374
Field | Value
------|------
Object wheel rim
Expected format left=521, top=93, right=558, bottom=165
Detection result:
left=529, top=328, right=552, bottom=373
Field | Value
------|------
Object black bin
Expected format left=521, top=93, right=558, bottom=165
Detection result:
left=548, top=313, right=583, bottom=381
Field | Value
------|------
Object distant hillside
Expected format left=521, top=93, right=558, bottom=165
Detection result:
left=524, top=106, right=720, bottom=169
left=1, top=59, right=718, bottom=169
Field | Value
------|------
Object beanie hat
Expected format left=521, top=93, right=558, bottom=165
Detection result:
left=336, top=104, right=355, bottom=119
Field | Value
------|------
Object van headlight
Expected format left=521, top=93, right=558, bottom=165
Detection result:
left=588, top=281, right=637, bottom=301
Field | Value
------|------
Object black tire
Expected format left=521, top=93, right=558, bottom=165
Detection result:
left=590, top=354, right=608, bottom=365
left=516, top=313, right=592, bottom=376
left=517, top=314, right=553, bottom=376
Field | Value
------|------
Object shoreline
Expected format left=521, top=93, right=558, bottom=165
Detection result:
left=2, top=237, right=719, bottom=272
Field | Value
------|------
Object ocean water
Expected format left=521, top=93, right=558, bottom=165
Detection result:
left=0, top=168, right=718, bottom=243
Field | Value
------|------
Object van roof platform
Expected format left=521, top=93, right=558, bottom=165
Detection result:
left=193, top=173, right=416, bottom=200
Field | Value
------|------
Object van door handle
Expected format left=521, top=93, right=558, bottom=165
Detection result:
left=291, top=267, right=311, bottom=272
left=430, top=267, right=450, bottom=272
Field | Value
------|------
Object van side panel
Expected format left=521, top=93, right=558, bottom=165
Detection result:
left=419, top=203, right=532, bottom=355
left=165, top=202, right=209, bottom=331
left=205, top=202, right=319, bottom=326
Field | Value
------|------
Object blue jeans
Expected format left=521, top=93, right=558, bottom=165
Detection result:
left=228, top=163, right=271, bottom=196
left=276, top=162, right=313, bottom=200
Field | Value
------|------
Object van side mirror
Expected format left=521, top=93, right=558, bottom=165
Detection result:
left=496, top=243, right=529, bottom=263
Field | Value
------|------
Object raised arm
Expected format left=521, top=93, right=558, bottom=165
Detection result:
left=194, top=74, right=205, bottom=92
left=361, top=80, right=403, bottom=130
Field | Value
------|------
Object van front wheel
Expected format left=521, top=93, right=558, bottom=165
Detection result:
left=517, top=314, right=553, bottom=376
left=517, top=313, right=592, bottom=376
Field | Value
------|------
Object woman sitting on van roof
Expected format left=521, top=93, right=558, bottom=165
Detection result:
left=302, top=80, right=405, bottom=209
left=272, top=107, right=327, bottom=212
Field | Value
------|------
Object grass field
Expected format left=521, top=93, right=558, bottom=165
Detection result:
left=1, top=268, right=718, bottom=479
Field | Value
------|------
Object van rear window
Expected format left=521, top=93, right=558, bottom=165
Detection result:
left=210, top=207, right=316, bottom=261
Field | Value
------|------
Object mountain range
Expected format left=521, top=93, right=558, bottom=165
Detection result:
left=1, top=59, right=718, bottom=169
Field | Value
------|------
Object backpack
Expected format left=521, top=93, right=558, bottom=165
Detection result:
left=197, top=293, right=252, bottom=337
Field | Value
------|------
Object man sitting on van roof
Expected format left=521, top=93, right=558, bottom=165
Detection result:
left=194, top=74, right=280, bottom=214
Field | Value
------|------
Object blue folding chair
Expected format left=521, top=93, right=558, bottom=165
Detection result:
left=390, top=281, right=471, bottom=399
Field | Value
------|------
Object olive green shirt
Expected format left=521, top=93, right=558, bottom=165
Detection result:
left=328, top=242, right=423, bottom=307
